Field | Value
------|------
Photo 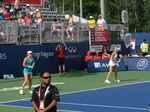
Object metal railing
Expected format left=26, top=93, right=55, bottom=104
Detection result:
left=0, top=20, right=128, bottom=45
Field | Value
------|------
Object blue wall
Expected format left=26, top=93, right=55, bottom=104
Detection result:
left=0, top=43, right=89, bottom=79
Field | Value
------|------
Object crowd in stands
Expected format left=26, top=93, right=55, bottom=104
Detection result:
left=0, top=1, right=42, bottom=28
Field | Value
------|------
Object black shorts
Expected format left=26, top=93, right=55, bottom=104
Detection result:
left=58, top=57, right=65, bottom=65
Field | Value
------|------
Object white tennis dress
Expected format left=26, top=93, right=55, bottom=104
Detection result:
left=108, top=52, right=118, bottom=66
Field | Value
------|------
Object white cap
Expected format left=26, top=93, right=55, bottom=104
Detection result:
left=116, top=48, right=120, bottom=51
left=36, top=9, right=39, bottom=11
left=90, top=16, right=92, bottom=18
left=27, top=50, right=33, bottom=54
left=26, top=4, right=30, bottom=7
left=10, top=9, right=14, bottom=12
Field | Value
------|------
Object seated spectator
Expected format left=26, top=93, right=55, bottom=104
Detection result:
left=93, top=51, right=101, bottom=59
left=0, top=31, right=4, bottom=41
left=85, top=51, right=93, bottom=71
left=52, top=18, right=57, bottom=32
left=102, top=49, right=110, bottom=59
left=25, top=4, right=31, bottom=15
left=4, top=5, right=10, bottom=12
left=24, top=13, right=33, bottom=24
left=9, top=9, right=16, bottom=20
left=0, top=7, right=4, bottom=14
left=30, top=4, right=36, bottom=16
left=0, top=13, right=4, bottom=20
left=3, top=10, right=10, bottom=20
left=88, top=16, right=96, bottom=31
left=18, top=14, right=25, bottom=25
left=85, top=51, right=93, bottom=61
left=53, top=19, right=62, bottom=37
left=35, top=9, right=42, bottom=25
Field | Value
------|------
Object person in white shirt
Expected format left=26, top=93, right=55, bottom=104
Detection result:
left=97, top=15, right=106, bottom=31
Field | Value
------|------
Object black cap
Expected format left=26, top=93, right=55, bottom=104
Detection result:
left=143, top=39, right=146, bottom=41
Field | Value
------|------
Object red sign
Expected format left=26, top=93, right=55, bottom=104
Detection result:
left=94, top=31, right=109, bottom=42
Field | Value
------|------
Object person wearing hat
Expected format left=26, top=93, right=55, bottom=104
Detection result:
left=19, top=50, right=34, bottom=94
left=17, top=14, right=25, bottom=25
left=35, top=9, right=42, bottom=25
left=140, top=39, right=149, bottom=56
left=105, top=47, right=121, bottom=83
left=55, top=43, right=67, bottom=74
left=88, top=16, right=96, bottom=31
left=9, top=9, right=16, bottom=19
left=93, top=51, right=101, bottom=59
left=97, top=15, right=106, bottom=31
left=101, top=49, right=110, bottom=59
left=84, top=51, right=93, bottom=71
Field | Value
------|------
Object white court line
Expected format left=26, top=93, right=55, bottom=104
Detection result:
left=59, top=102, right=148, bottom=111
left=60, top=80, right=150, bottom=95
left=0, top=80, right=149, bottom=104
left=0, top=104, right=82, bottom=112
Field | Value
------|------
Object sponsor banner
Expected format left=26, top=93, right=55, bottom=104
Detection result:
left=124, top=57, right=150, bottom=71
left=87, top=59, right=126, bottom=72
left=0, top=43, right=88, bottom=79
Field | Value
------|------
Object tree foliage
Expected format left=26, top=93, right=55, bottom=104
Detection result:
left=52, top=0, right=150, bottom=32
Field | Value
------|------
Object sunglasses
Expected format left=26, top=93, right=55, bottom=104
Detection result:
left=42, top=76, right=51, bottom=79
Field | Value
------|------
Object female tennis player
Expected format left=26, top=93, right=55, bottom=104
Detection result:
left=19, top=50, right=34, bottom=94
left=105, top=47, right=121, bottom=83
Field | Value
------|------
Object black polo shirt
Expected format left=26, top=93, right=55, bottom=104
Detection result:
left=31, top=84, right=60, bottom=112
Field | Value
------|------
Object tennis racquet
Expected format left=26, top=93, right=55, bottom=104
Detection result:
left=119, top=54, right=128, bottom=61
left=33, top=56, right=40, bottom=64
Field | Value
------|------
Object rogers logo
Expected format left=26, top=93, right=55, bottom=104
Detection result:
left=137, top=59, right=148, bottom=70
left=68, top=46, right=76, bottom=53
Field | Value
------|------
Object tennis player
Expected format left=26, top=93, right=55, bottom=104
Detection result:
left=105, top=47, right=121, bottom=83
left=55, top=43, right=67, bottom=74
left=19, top=50, right=34, bottom=94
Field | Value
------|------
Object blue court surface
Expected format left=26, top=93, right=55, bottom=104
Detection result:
left=0, top=82, right=150, bottom=112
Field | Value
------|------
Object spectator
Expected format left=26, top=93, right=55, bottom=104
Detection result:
left=97, top=15, right=106, bottom=31
left=84, top=51, right=93, bottom=71
left=0, top=13, right=3, bottom=20
left=53, top=19, right=62, bottom=37
left=0, top=31, right=4, bottom=41
left=25, top=4, right=31, bottom=15
left=140, top=39, right=149, bottom=56
left=55, top=43, right=67, bottom=74
left=24, top=13, right=33, bottom=24
left=31, top=71, right=60, bottom=112
left=9, top=9, right=16, bottom=20
left=35, top=9, right=42, bottom=25
left=66, top=15, right=74, bottom=41
left=101, top=49, right=110, bottom=59
left=3, top=10, right=10, bottom=20
left=4, top=5, right=10, bottom=12
left=52, top=18, right=58, bottom=32
left=14, top=0, right=22, bottom=17
left=88, top=16, right=96, bottom=31
left=17, top=14, right=25, bottom=25
left=93, top=51, right=101, bottom=59
left=0, top=6, right=4, bottom=14
left=30, top=4, right=36, bottom=16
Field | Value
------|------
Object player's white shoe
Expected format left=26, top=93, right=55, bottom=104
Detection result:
left=115, top=79, right=120, bottom=82
left=19, top=89, right=24, bottom=94
left=28, top=90, right=33, bottom=94
left=105, top=80, right=110, bottom=83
